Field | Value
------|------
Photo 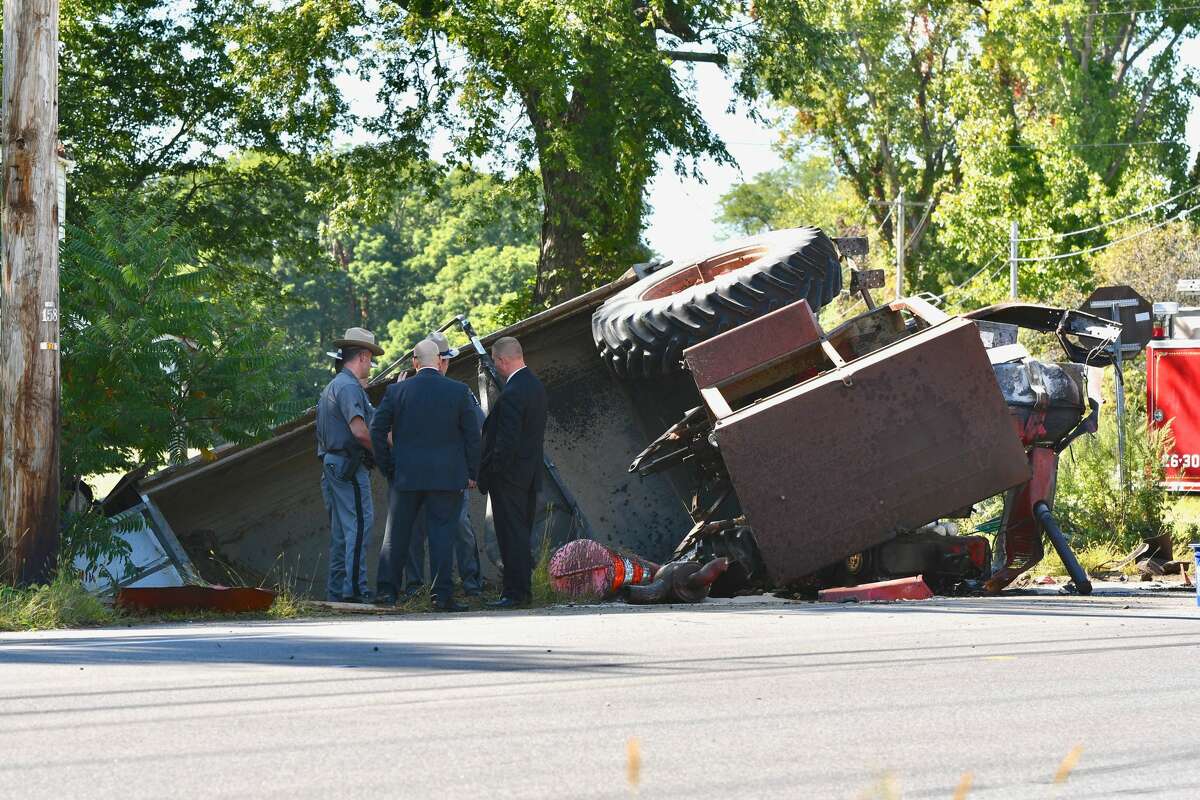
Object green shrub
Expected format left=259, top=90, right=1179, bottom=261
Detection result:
left=1055, top=365, right=1174, bottom=553
left=59, top=509, right=139, bottom=590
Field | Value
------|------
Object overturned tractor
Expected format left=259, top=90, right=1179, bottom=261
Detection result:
left=591, top=233, right=1121, bottom=601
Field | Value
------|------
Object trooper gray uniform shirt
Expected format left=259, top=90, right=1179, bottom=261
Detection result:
left=317, top=368, right=376, bottom=601
left=317, top=369, right=374, bottom=459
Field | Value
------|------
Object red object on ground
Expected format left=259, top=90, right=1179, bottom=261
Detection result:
left=985, top=445, right=1058, bottom=592
left=1147, top=340, right=1200, bottom=491
left=548, top=539, right=658, bottom=599
left=817, top=576, right=934, bottom=603
left=115, top=586, right=276, bottom=614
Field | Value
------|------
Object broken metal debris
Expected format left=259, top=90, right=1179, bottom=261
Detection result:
left=625, top=278, right=1121, bottom=597
left=115, top=585, right=276, bottom=614
left=816, top=576, right=934, bottom=603
left=626, top=559, right=729, bottom=604
left=109, top=227, right=1130, bottom=606
left=546, top=540, right=728, bottom=605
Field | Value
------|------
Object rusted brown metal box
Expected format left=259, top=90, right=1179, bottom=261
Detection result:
left=691, top=305, right=1030, bottom=587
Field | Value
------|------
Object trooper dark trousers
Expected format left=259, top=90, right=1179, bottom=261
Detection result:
left=491, top=478, right=538, bottom=601
left=377, top=489, right=462, bottom=603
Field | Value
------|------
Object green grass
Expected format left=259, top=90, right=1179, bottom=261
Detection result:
left=267, top=585, right=303, bottom=619
left=1028, top=541, right=1140, bottom=579
left=0, top=574, right=114, bottom=631
left=1168, top=496, right=1200, bottom=531
left=530, top=533, right=558, bottom=606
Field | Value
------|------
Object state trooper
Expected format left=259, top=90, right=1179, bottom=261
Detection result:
left=316, top=327, right=384, bottom=603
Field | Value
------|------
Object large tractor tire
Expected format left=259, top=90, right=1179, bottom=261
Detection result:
left=591, top=227, right=843, bottom=378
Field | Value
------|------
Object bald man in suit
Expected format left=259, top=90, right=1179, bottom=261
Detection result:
left=371, top=339, right=481, bottom=612
left=479, top=337, right=547, bottom=608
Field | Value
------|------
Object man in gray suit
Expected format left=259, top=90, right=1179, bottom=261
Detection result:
left=371, top=339, right=481, bottom=611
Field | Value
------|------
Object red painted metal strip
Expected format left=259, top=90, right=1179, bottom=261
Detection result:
left=817, top=576, right=934, bottom=603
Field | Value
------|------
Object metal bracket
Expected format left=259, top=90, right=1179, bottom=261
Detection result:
left=632, top=258, right=673, bottom=280
left=833, top=237, right=869, bottom=258
left=819, top=339, right=853, bottom=387
left=849, top=268, right=885, bottom=310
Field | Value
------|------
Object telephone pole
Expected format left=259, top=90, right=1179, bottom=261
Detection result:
left=895, top=188, right=905, bottom=300
left=870, top=190, right=930, bottom=300
left=1, top=0, right=61, bottom=585
left=1009, top=221, right=1019, bottom=300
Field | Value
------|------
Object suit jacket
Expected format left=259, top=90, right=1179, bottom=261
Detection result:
left=480, top=367, right=547, bottom=493
left=370, top=369, right=481, bottom=492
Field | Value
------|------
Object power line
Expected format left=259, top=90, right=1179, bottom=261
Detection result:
left=1050, top=3, right=1200, bottom=17
left=933, top=254, right=1004, bottom=304
left=1014, top=200, right=1200, bottom=262
left=1017, top=182, right=1200, bottom=242
left=874, top=205, right=893, bottom=237
left=1006, top=141, right=1179, bottom=149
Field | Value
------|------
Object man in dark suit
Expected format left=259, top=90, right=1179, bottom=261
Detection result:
left=479, top=336, right=548, bottom=608
left=371, top=339, right=481, bottom=612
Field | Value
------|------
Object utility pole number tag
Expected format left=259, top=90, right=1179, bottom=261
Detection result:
left=41, top=302, right=58, bottom=322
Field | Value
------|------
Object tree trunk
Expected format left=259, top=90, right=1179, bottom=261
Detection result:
left=535, top=164, right=593, bottom=305
left=1, top=0, right=61, bottom=585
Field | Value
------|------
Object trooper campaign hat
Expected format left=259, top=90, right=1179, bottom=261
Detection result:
left=332, top=327, right=385, bottom=357
left=428, top=330, right=459, bottom=359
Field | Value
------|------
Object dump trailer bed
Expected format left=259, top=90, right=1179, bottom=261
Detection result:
left=135, top=275, right=698, bottom=596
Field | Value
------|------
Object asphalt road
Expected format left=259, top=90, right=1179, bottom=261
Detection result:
left=2, top=592, right=1198, bottom=799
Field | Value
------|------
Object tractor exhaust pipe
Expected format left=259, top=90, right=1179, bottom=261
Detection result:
left=1034, top=501, right=1092, bottom=596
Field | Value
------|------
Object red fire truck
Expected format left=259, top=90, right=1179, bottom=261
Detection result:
left=1147, top=280, right=1200, bottom=492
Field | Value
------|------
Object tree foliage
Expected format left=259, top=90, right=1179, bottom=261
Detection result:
left=739, top=0, right=1200, bottom=297
left=272, top=166, right=540, bottom=399
left=716, top=153, right=866, bottom=237
left=1090, top=220, right=1200, bottom=303
left=740, top=1, right=974, bottom=254
left=335, top=0, right=741, bottom=304
left=58, top=0, right=355, bottom=278
left=61, top=202, right=295, bottom=479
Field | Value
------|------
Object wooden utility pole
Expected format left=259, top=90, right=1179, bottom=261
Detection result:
left=870, top=191, right=930, bottom=301
left=1, top=0, right=61, bottom=585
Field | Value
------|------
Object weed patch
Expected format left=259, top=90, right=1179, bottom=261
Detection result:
left=0, top=574, right=113, bottom=631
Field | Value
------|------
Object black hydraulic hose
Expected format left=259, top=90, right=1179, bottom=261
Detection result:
left=1034, top=501, right=1093, bottom=596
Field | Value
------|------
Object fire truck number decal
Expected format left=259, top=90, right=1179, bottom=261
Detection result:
left=1163, top=453, right=1200, bottom=469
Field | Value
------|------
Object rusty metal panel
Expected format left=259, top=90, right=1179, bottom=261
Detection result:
left=712, top=317, right=1030, bottom=587
left=684, top=301, right=822, bottom=389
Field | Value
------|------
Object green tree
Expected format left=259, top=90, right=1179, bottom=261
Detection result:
left=1090, top=220, right=1200, bottom=304
left=383, top=244, right=538, bottom=361
left=716, top=152, right=866, bottom=237
left=271, top=165, right=540, bottom=401
left=58, top=0, right=356, bottom=272
left=337, top=0, right=740, bottom=305
left=61, top=202, right=295, bottom=479
left=740, top=1, right=1199, bottom=296
left=740, top=1, right=975, bottom=258
left=936, top=1, right=1198, bottom=298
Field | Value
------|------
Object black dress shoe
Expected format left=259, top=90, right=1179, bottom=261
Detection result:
left=432, top=599, right=469, bottom=613
left=486, top=596, right=529, bottom=609
left=373, top=593, right=397, bottom=606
